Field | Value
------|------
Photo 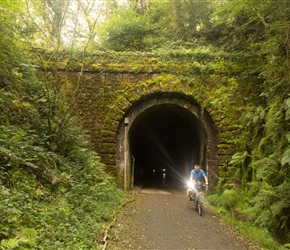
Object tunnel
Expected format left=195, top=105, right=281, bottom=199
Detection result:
left=129, top=104, right=205, bottom=187
left=116, top=92, right=218, bottom=190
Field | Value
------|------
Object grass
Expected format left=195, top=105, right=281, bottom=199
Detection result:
left=207, top=203, right=286, bottom=250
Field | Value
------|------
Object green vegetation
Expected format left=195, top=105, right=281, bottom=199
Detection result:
left=207, top=200, right=283, bottom=250
left=1, top=0, right=290, bottom=249
left=206, top=1, right=290, bottom=247
left=97, top=0, right=290, bottom=247
left=0, top=1, right=123, bottom=249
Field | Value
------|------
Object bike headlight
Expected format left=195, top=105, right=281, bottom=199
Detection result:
left=187, top=181, right=194, bottom=189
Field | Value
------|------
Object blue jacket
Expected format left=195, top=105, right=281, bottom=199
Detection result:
left=190, top=169, right=206, bottom=182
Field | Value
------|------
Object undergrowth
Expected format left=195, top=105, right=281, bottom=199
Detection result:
left=207, top=191, right=290, bottom=250
left=0, top=50, right=124, bottom=249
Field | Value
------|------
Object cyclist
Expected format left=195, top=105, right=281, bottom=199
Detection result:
left=187, top=164, right=208, bottom=201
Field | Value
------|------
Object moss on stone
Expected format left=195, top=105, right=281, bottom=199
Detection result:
left=41, top=49, right=255, bottom=178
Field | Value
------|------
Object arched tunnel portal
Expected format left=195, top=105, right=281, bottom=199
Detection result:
left=116, top=93, right=218, bottom=190
left=130, top=104, right=204, bottom=186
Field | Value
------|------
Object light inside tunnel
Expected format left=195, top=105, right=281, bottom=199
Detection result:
left=129, top=104, right=205, bottom=187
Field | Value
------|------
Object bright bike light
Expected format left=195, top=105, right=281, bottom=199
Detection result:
left=187, top=181, right=194, bottom=189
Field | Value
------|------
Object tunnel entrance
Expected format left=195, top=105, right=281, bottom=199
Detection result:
left=116, top=93, right=218, bottom=190
left=130, top=104, right=204, bottom=187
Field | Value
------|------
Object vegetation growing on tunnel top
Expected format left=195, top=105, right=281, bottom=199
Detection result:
left=41, top=47, right=246, bottom=76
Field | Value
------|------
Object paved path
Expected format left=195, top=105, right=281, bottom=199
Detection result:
left=107, top=185, right=259, bottom=250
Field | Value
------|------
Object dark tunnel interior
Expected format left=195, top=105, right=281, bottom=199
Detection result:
left=129, top=104, right=205, bottom=188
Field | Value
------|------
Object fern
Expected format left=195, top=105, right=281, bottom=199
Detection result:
left=0, top=238, right=19, bottom=250
left=243, top=106, right=266, bottom=127
left=0, top=228, right=37, bottom=250
left=283, top=97, right=290, bottom=120
left=217, top=189, right=240, bottom=209
left=18, top=228, right=37, bottom=247
left=281, top=148, right=290, bottom=166
left=274, top=182, right=290, bottom=230
left=255, top=210, right=274, bottom=228
left=281, top=132, right=290, bottom=165
left=230, top=151, right=250, bottom=165
left=229, top=151, right=252, bottom=188
left=253, top=157, right=277, bottom=181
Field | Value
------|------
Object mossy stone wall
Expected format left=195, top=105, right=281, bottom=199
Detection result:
left=54, top=51, right=256, bottom=182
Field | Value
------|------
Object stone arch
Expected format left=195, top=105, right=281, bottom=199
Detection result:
left=116, top=92, right=218, bottom=190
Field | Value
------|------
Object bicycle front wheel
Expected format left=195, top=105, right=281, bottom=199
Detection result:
left=198, top=201, right=203, bottom=216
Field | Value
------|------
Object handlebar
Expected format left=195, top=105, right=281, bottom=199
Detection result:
left=188, top=180, right=209, bottom=192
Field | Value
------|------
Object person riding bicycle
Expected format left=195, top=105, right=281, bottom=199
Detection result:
left=187, top=164, right=208, bottom=201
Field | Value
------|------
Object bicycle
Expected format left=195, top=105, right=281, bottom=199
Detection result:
left=187, top=180, right=205, bottom=216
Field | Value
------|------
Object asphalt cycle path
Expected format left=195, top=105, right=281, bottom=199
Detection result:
left=107, top=185, right=260, bottom=250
